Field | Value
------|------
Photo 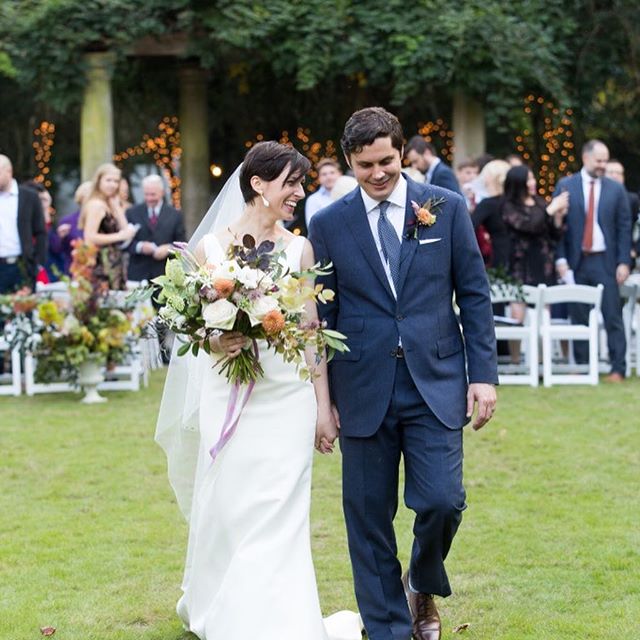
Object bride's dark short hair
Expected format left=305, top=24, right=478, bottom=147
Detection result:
left=240, top=141, right=311, bottom=203
left=341, top=107, right=404, bottom=157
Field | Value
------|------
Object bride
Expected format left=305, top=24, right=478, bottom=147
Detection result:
left=155, top=141, right=360, bottom=640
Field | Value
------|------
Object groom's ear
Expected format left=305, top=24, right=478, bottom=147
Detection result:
left=343, top=152, right=352, bottom=170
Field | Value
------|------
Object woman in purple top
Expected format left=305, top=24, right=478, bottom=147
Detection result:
left=54, top=181, right=91, bottom=274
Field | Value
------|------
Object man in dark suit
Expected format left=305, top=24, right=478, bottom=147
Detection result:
left=555, top=140, right=632, bottom=381
left=404, top=136, right=462, bottom=195
left=0, top=154, right=47, bottom=293
left=309, top=108, right=497, bottom=640
left=605, top=159, right=639, bottom=269
left=126, top=174, right=186, bottom=284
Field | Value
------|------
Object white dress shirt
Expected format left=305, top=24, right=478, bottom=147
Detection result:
left=581, top=168, right=606, bottom=252
left=426, top=157, right=441, bottom=185
left=305, top=186, right=333, bottom=228
left=361, top=175, right=407, bottom=298
left=0, top=179, right=21, bottom=258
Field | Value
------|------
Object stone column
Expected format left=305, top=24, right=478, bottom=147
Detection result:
left=80, top=51, right=116, bottom=181
left=179, top=65, right=210, bottom=235
left=452, top=90, right=486, bottom=167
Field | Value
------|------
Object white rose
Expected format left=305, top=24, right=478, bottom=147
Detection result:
left=246, top=294, right=280, bottom=327
left=216, top=259, right=242, bottom=280
left=236, top=266, right=261, bottom=289
left=202, top=298, right=238, bottom=330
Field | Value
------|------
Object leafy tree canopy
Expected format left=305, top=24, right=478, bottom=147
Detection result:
left=2, top=0, right=578, bottom=126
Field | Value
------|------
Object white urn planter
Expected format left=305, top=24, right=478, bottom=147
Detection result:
left=77, top=355, right=107, bottom=404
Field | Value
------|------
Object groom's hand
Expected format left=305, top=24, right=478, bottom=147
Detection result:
left=466, top=383, right=497, bottom=430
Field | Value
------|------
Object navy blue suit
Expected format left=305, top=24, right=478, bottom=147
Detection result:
left=555, top=173, right=631, bottom=374
left=309, top=176, right=497, bottom=640
left=429, top=161, right=461, bottom=195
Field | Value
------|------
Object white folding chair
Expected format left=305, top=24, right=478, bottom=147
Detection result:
left=0, top=336, right=21, bottom=396
left=620, top=282, right=638, bottom=377
left=491, top=284, right=544, bottom=386
left=24, top=351, right=74, bottom=395
left=35, top=281, right=71, bottom=303
left=540, top=284, right=604, bottom=386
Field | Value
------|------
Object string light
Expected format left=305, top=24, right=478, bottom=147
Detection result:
left=113, top=116, right=182, bottom=208
left=32, top=121, right=55, bottom=188
left=416, top=120, right=454, bottom=163
left=516, top=95, right=577, bottom=197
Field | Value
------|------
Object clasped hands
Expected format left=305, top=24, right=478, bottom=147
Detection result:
left=139, top=241, right=172, bottom=260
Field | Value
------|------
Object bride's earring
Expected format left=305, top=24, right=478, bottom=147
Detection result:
left=258, top=191, right=270, bottom=208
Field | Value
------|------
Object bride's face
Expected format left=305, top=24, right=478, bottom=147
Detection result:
left=258, top=165, right=306, bottom=221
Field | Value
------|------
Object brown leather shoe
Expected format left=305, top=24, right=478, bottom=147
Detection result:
left=401, top=572, right=441, bottom=640
left=605, top=372, right=624, bottom=383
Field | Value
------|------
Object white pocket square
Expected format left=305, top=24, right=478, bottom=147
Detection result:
left=419, top=238, right=442, bottom=245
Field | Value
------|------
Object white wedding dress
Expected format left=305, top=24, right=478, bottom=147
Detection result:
left=175, top=234, right=361, bottom=640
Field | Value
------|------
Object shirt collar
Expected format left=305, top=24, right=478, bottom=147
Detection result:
left=426, top=157, right=441, bottom=182
left=361, top=175, right=407, bottom=214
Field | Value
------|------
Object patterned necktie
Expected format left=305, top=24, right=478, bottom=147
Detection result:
left=377, top=200, right=401, bottom=290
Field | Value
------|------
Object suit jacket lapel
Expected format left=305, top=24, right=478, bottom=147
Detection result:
left=343, top=190, right=395, bottom=301
left=396, top=179, right=429, bottom=296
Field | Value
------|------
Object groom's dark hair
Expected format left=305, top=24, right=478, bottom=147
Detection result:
left=240, top=141, right=311, bottom=203
left=341, top=107, right=404, bottom=157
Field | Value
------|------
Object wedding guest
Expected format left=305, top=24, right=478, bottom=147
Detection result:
left=554, top=140, right=632, bottom=381
left=23, top=180, right=65, bottom=281
left=80, top=163, right=137, bottom=290
left=503, top=165, right=568, bottom=360
left=305, top=158, right=342, bottom=228
left=471, top=160, right=511, bottom=271
left=127, top=174, right=186, bottom=284
left=118, top=176, right=133, bottom=210
left=404, top=136, right=462, bottom=194
left=456, top=159, right=480, bottom=212
left=54, top=181, right=90, bottom=275
left=0, top=155, right=46, bottom=293
left=605, top=159, right=639, bottom=268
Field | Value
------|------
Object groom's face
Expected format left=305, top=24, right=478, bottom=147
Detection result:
left=347, top=137, right=403, bottom=202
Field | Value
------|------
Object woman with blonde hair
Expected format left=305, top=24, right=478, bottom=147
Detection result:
left=471, top=159, right=511, bottom=270
left=80, top=163, right=137, bottom=289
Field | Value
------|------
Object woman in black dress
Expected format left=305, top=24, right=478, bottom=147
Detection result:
left=501, top=166, right=569, bottom=355
left=471, top=159, right=511, bottom=270
left=79, top=163, right=137, bottom=290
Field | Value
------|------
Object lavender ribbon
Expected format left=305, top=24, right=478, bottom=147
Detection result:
left=208, top=340, right=259, bottom=461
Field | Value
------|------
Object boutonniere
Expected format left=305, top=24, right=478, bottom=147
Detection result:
left=405, top=196, right=446, bottom=240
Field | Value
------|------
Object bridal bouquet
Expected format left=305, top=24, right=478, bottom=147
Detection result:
left=152, top=235, right=348, bottom=385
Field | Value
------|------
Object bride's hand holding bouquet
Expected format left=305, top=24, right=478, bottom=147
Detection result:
left=152, top=233, right=348, bottom=385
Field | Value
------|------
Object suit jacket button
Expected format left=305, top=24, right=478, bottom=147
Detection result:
left=396, top=314, right=404, bottom=321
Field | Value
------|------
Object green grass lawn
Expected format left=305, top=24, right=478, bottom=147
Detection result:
left=1, top=373, right=638, bottom=639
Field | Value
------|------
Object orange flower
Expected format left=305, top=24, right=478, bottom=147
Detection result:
left=416, top=207, right=436, bottom=226
left=261, top=309, right=286, bottom=335
left=214, top=278, right=235, bottom=298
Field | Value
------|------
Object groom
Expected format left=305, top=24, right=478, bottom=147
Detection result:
left=309, top=107, right=498, bottom=640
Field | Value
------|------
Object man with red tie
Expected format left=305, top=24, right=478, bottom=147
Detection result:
left=554, top=140, right=632, bottom=381
left=126, top=174, right=186, bottom=284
